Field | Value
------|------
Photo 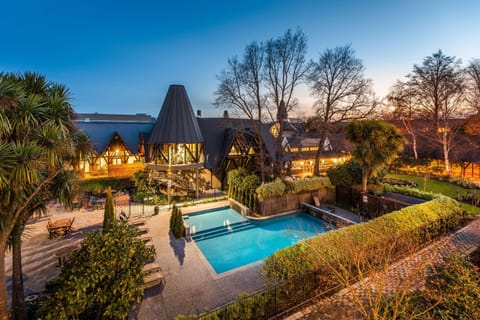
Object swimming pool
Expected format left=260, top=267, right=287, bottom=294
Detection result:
left=185, top=207, right=335, bottom=274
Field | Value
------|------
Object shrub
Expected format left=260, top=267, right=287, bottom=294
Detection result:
left=102, top=188, right=115, bottom=232
left=227, top=168, right=248, bottom=199
left=264, top=197, right=463, bottom=282
left=327, top=160, right=363, bottom=187
left=256, top=177, right=332, bottom=200
left=256, top=178, right=286, bottom=200
left=170, top=204, right=185, bottom=238
left=379, top=254, right=480, bottom=319
left=80, top=177, right=133, bottom=194
left=289, top=176, right=332, bottom=194
left=382, top=184, right=442, bottom=201
left=37, top=223, right=155, bottom=319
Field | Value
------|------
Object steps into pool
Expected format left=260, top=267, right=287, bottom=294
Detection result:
left=191, top=220, right=255, bottom=242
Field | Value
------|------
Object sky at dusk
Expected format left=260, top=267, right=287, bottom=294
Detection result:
left=1, top=0, right=479, bottom=118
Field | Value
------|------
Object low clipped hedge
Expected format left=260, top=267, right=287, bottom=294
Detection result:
left=80, top=177, right=133, bottom=195
left=256, top=177, right=332, bottom=200
left=264, top=197, right=463, bottom=282
left=382, top=183, right=442, bottom=201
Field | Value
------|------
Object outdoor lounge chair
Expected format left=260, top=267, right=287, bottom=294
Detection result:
left=143, top=262, right=165, bottom=289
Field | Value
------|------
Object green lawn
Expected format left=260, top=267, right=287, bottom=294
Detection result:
left=386, top=173, right=480, bottom=216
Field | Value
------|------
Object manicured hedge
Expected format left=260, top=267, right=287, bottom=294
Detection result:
left=256, top=177, right=332, bottom=200
left=80, top=177, right=133, bottom=194
left=382, top=183, right=442, bottom=201
left=264, top=197, right=463, bottom=281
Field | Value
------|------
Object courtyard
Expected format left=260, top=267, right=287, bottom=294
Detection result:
left=5, top=201, right=265, bottom=320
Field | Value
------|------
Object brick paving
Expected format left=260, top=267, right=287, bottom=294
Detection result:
left=285, top=217, right=480, bottom=320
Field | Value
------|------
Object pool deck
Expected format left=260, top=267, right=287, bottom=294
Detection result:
left=5, top=200, right=266, bottom=320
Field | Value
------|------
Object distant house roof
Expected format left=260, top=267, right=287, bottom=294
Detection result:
left=75, top=113, right=155, bottom=123
left=75, top=121, right=154, bottom=154
left=149, top=85, right=204, bottom=144
left=198, top=118, right=276, bottom=168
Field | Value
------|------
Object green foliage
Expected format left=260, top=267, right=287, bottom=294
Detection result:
left=37, top=223, right=155, bottom=320
left=383, top=184, right=442, bottom=201
left=227, top=168, right=248, bottom=198
left=346, top=120, right=404, bottom=192
left=80, top=177, right=133, bottom=195
left=170, top=204, right=185, bottom=238
left=227, top=168, right=261, bottom=211
left=289, top=176, right=332, bottom=193
left=131, top=170, right=149, bottom=192
left=256, top=178, right=286, bottom=200
left=327, top=160, right=362, bottom=187
left=102, top=188, right=115, bottom=232
left=379, top=254, right=480, bottom=319
left=256, top=177, right=331, bottom=200
left=264, top=197, right=462, bottom=282
left=424, top=254, right=480, bottom=319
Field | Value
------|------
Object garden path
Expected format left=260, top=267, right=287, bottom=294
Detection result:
left=285, top=217, right=480, bottom=319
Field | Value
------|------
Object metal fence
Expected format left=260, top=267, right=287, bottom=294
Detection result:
left=195, top=271, right=339, bottom=320
left=114, top=199, right=164, bottom=218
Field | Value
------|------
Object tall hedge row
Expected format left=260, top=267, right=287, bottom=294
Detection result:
left=263, top=197, right=463, bottom=281
left=227, top=168, right=260, bottom=211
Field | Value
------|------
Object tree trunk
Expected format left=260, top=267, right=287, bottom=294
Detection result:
left=11, top=226, right=27, bottom=320
left=361, top=173, right=368, bottom=193
left=0, top=237, right=9, bottom=320
left=442, top=131, right=451, bottom=175
left=313, top=130, right=327, bottom=176
left=411, top=133, right=418, bottom=160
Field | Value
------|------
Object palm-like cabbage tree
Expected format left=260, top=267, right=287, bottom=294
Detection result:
left=346, top=120, right=404, bottom=193
left=0, top=72, right=76, bottom=320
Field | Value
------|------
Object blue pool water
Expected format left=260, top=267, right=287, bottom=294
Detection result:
left=185, top=207, right=334, bottom=274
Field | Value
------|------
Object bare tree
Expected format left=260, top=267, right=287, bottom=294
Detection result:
left=264, top=28, right=309, bottom=174
left=407, top=50, right=466, bottom=175
left=387, top=81, right=420, bottom=159
left=466, top=59, right=480, bottom=112
left=215, top=42, right=270, bottom=181
left=307, top=44, right=375, bottom=176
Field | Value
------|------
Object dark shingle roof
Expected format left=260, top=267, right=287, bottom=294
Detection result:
left=198, top=118, right=276, bottom=168
left=75, top=121, right=154, bottom=154
left=149, top=85, right=204, bottom=144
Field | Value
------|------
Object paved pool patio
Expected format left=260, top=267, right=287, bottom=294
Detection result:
left=5, top=200, right=266, bottom=319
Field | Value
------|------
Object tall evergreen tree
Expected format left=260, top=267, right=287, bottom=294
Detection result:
left=103, top=188, right=115, bottom=233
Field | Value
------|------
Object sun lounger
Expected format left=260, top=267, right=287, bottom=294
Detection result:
left=127, top=218, right=146, bottom=227
left=143, top=262, right=165, bottom=289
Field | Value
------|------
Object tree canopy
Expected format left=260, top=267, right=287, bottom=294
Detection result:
left=346, top=120, right=404, bottom=192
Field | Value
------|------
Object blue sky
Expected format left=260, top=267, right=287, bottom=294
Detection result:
left=1, top=0, right=479, bottom=117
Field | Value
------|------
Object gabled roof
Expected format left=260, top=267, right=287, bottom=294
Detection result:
left=75, top=121, right=154, bottom=154
left=149, top=85, right=204, bottom=144
left=197, top=118, right=276, bottom=168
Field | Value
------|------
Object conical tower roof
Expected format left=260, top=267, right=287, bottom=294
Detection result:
left=149, top=85, right=204, bottom=144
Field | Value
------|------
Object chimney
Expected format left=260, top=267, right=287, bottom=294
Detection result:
left=197, top=109, right=202, bottom=118
left=223, top=110, right=229, bottom=118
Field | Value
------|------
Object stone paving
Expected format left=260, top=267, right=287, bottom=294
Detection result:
left=284, top=217, right=480, bottom=320
left=5, top=200, right=266, bottom=319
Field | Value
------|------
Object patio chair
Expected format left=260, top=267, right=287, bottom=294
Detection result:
left=46, top=220, right=61, bottom=239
